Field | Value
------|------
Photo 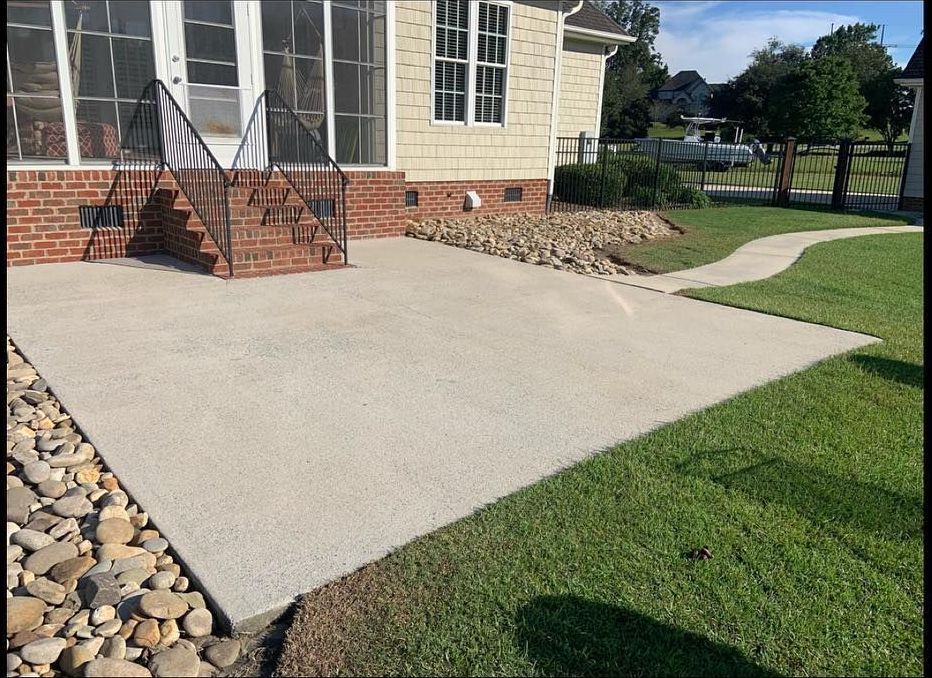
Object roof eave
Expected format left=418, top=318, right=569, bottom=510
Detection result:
left=563, top=25, right=636, bottom=45
left=894, top=77, right=923, bottom=87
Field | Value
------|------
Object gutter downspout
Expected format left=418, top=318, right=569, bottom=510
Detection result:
left=594, top=44, right=618, bottom=138
left=546, top=1, right=584, bottom=211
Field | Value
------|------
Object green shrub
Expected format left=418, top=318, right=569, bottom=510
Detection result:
left=554, top=151, right=711, bottom=210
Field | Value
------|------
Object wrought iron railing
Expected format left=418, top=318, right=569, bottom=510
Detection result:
left=121, top=80, right=233, bottom=276
left=263, top=90, right=349, bottom=260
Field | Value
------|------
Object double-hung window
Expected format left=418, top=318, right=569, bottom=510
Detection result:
left=433, top=0, right=510, bottom=126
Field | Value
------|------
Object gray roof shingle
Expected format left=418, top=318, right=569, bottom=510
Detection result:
left=900, top=37, right=923, bottom=80
left=564, top=1, right=631, bottom=38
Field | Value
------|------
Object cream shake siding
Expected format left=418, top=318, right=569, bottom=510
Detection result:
left=903, top=87, right=923, bottom=199
left=394, top=0, right=559, bottom=182
left=557, top=39, right=604, bottom=138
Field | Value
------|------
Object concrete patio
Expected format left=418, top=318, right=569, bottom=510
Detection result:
left=6, top=237, right=877, bottom=630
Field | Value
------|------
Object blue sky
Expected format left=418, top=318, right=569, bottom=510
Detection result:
left=651, top=1, right=924, bottom=83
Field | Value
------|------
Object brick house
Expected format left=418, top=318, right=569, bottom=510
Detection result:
left=895, top=38, right=923, bottom=212
left=6, top=0, right=632, bottom=276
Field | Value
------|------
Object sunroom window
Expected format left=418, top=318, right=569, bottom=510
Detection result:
left=65, top=0, right=156, bottom=160
left=6, top=1, right=66, bottom=162
left=331, top=0, right=387, bottom=165
left=262, top=0, right=328, bottom=149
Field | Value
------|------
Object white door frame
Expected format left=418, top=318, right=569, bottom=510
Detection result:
left=155, top=0, right=264, bottom=166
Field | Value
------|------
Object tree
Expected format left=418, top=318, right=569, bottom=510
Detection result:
left=601, top=64, right=653, bottom=137
left=709, top=38, right=808, bottom=138
left=770, top=57, right=866, bottom=140
left=811, top=23, right=894, bottom=89
left=597, top=1, right=669, bottom=137
left=863, top=67, right=913, bottom=151
left=811, top=23, right=909, bottom=145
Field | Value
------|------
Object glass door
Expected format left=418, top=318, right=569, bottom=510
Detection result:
left=161, top=0, right=260, bottom=166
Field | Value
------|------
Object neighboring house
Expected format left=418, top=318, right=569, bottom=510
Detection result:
left=5, top=0, right=632, bottom=277
left=652, top=70, right=712, bottom=121
left=895, top=37, right=923, bottom=211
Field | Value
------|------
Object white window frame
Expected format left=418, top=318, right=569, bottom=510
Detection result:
left=431, top=0, right=512, bottom=128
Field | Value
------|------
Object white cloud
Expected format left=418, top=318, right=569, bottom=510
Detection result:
left=653, top=7, right=862, bottom=82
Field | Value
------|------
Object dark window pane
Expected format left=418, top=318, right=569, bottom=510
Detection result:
left=71, top=33, right=115, bottom=98
left=187, top=61, right=238, bottom=87
left=65, top=0, right=109, bottom=32
left=7, top=96, right=20, bottom=159
left=293, top=1, right=324, bottom=57
left=112, top=37, right=155, bottom=98
left=184, top=23, right=237, bottom=62
left=8, top=1, right=52, bottom=27
left=331, top=6, right=359, bottom=61
left=75, top=99, right=121, bottom=158
left=358, top=116, right=384, bottom=164
left=360, top=66, right=385, bottom=116
left=333, top=62, right=359, bottom=114
left=335, top=114, right=358, bottom=164
left=261, top=0, right=293, bottom=53
left=118, top=100, right=159, bottom=157
left=294, top=57, right=325, bottom=112
left=109, top=1, right=152, bottom=37
left=264, top=53, right=296, bottom=108
left=11, top=96, right=66, bottom=159
left=184, top=0, right=233, bottom=24
left=297, top=113, right=326, bottom=151
left=8, top=27, right=59, bottom=95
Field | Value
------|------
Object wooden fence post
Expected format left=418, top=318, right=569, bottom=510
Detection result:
left=776, top=137, right=797, bottom=207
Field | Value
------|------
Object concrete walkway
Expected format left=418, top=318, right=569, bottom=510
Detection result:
left=7, top=239, right=877, bottom=631
left=608, top=225, right=923, bottom=293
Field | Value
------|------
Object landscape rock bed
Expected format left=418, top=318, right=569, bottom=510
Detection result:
left=405, top=210, right=680, bottom=275
left=6, top=337, right=241, bottom=677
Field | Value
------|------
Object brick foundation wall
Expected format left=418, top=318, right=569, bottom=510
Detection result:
left=342, top=170, right=407, bottom=239
left=403, top=178, right=548, bottom=219
left=6, top=169, right=550, bottom=268
left=6, top=170, right=164, bottom=266
left=899, top=195, right=924, bottom=211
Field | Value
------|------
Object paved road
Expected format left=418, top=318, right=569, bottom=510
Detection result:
left=6, top=239, right=877, bottom=630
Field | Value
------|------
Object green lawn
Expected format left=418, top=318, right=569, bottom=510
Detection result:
left=714, top=152, right=907, bottom=195
left=648, top=122, right=687, bottom=138
left=277, top=228, right=923, bottom=676
left=619, top=206, right=911, bottom=274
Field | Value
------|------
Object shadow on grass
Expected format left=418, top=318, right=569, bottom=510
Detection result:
left=516, top=595, right=778, bottom=677
left=693, top=456, right=922, bottom=538
left=849, top=354, right=924, bottom=389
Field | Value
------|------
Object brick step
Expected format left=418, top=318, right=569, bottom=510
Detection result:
left=210, top=242, right=344, bottom=277
left=229, top=261, right=348, bottom=279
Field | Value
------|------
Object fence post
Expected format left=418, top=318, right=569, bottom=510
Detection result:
left=598, top=138, right=608, bottom=207
left=831, top=139, right=852, bottom=210
left=775, top=137, right=796, bottom=207
left=577, top=131, right=595, bottom=165
left=699, top=141, right=709, bottom=192
left=651, top=138, right=664, bottom=209
left=896, top=142, right=912, bottom=211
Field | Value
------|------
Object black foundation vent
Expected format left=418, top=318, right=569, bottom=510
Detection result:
left=79, top=205, right=125, bottom=229
left=503, top=186, right=523, bottom=202
left=405, top=190, right=419, bottom=207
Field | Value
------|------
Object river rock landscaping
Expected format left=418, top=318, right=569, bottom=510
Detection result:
left=6, top=337, right=241, bottom=677
left=405, top=210, right=680, bottom=275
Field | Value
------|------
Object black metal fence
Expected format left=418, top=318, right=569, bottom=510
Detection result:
left=550, top=136, right=910, bottom=214
left=264, top=90, right=349, bottom=260
left=121, top=80, right=233, bottom=276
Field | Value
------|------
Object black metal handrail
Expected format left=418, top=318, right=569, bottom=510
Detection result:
left=263, top=90, right=349, bottom=261
left=120, top=80, right=233, bottom=277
